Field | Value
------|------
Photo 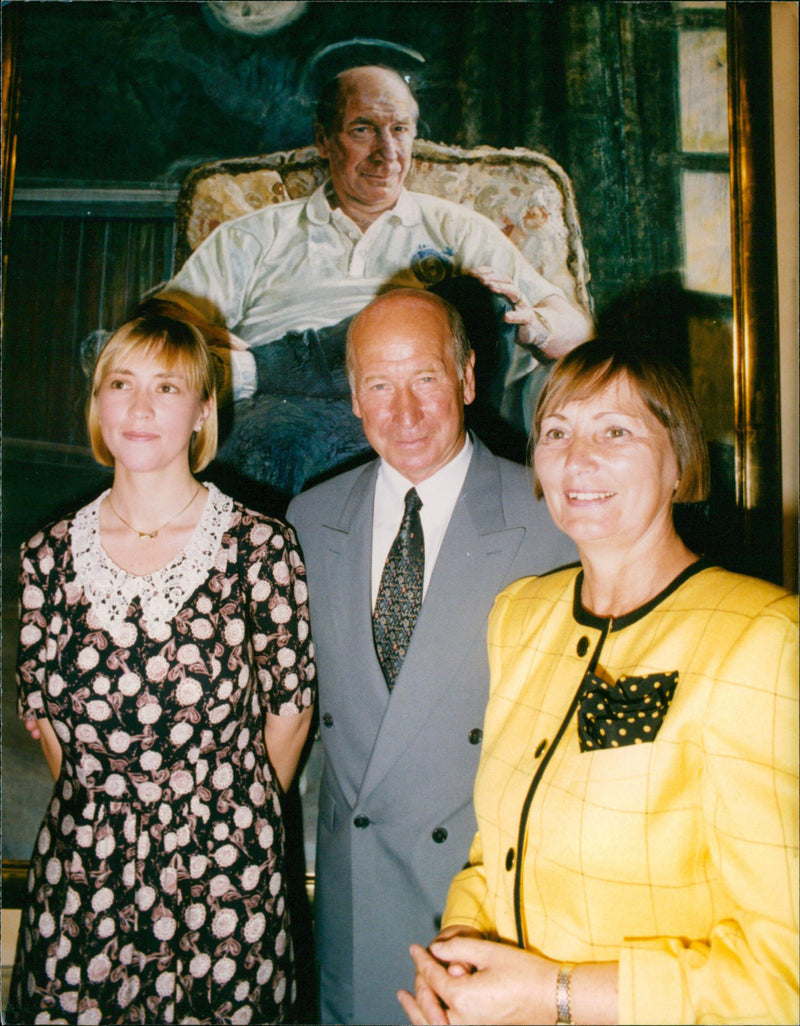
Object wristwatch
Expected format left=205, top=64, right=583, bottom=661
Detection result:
left=555, top=962, right=576, bottom=1025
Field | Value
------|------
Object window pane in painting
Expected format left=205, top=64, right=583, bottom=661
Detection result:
left=681, top=169, right=732, bottom=295
left=679, top=28, right=728, bottom=153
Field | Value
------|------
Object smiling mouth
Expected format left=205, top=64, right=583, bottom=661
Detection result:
left=567, top=491, right=615, bottom=501
left=362, top=166, right=399, bottom=179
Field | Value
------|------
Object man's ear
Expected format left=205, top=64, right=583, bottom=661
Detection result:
left=314, top=122, right=330, bottom=159
left=462, top=350, right=477, bottom=407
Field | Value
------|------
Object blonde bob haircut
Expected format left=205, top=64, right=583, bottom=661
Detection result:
left=530, top=338, right=710, bottom=503
left=87, top=313, right=219, bottom=473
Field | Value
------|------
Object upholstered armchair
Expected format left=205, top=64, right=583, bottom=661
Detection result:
left=172, top=140, right=592, bottom=496
left=175, top=139, right=591, bottom=314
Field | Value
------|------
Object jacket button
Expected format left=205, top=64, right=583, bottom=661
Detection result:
left=353, top=814, right=370, bottom=829
left=505, top=847, right=515, bottom=871
left=322, top=713, right=334, bottom=727
left=534, top=739, right=547, bottom=758
left=468, top=728, right=483, bottom=745
left=577, top=636, right=589, bottom=656
left=432, top=827, right=448, bottom=844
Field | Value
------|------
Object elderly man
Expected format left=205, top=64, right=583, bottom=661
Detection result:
left=162, top=65, right=591, bottom=494
left=286, top=288, right=577, bottom=1024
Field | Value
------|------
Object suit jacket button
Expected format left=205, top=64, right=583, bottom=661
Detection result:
left=505, top=847, right=515, bottom=870
left=353, top=814, right=370, bottom=829
left=322, top=713, right=334, bottom=727
left=468, top=728, right=483, bottom=745
left=577, top=636, right=590, bottom=656
left=432, top=827, right=448, bottom=844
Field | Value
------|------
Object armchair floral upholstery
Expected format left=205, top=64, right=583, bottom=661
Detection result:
left=174, top=139, right=592, bottom=318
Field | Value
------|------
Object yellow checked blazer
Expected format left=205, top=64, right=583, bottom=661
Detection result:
left=442, top=562, right=799, bottom=1025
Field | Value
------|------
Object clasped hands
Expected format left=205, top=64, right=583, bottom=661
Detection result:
left=396, top=925, right=560, bottom=1026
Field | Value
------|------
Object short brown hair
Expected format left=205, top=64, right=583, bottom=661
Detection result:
left=531, top=339, right=710, bottom=503
left=87, top=314, right=218, bottom=472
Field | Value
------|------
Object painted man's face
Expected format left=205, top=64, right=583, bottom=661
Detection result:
left=316, top=66, right=418, bottom=222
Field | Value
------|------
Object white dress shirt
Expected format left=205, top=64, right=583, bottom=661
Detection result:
left=371, top=435, right=473, bottom=608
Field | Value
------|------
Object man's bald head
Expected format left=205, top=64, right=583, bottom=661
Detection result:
left=346, top=288, right=476, bottom=484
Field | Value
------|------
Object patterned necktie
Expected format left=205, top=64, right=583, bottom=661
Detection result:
left=373, top=488, right=425, bottom=689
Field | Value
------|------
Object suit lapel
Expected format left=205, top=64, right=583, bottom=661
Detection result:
left=358, top=440, right=527, bottom=800
left=319, top=462, right=381, bottom=671
left=318, top=465, right=393, bottom=766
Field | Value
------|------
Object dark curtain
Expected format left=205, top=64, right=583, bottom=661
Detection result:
left=440, top=2, right=682, bottom=321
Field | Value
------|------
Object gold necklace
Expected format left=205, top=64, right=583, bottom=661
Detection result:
left=107, top=484, right=202, bottom=540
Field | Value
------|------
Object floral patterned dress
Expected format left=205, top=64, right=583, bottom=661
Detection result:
left=8, top=484, right=316, bottom=1025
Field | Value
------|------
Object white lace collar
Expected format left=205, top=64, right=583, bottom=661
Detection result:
left=72, top=482, right=234, bottom=643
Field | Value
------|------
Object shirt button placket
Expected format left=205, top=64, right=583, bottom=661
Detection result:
left=349, top=236, right=367, bottom=277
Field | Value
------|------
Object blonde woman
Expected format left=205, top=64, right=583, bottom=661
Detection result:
left=9, top=312, right=316, bottom=1024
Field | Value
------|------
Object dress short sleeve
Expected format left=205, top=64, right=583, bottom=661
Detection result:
left=236, top=507, right=316, bottom=717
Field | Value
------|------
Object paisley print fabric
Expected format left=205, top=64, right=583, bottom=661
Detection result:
left=8, top=486, right=316, bottom=1024
left=372, top=488, right=424, bottom=688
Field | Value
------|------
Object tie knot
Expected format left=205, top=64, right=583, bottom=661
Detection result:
left=404, top=488, right=422, bottom=516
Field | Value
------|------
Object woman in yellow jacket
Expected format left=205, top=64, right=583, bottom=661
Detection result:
left=399, top=340, right=798, bottom=1025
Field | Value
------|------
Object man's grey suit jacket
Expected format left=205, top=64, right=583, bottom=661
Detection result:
left=287, top=436, right=576, bottom=1025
